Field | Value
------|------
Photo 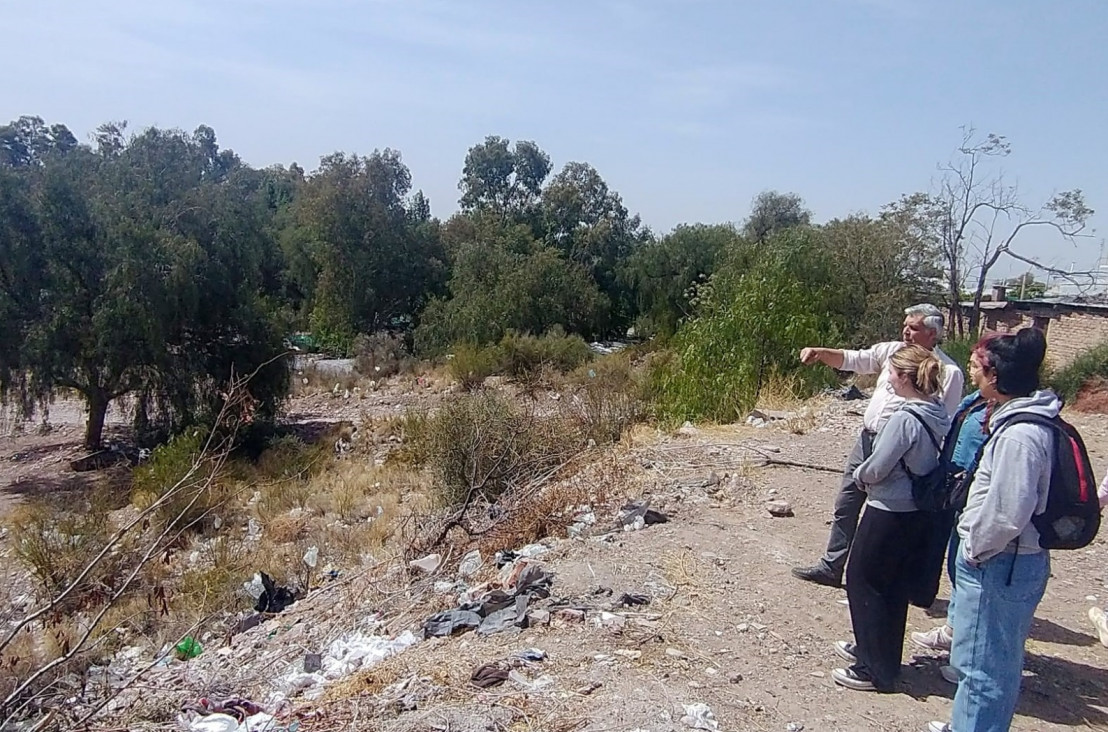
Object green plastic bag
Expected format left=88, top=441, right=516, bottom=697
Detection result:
left=174, top=636, right=203, bottom=660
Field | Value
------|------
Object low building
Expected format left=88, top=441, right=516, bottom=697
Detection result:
left=960, top=286, right=1108, bottom=368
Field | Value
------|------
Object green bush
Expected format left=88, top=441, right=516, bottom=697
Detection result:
left=131, top=432, right=227, bottom=535
left=498, top=329, right=593, bottom=380
left=447, top=342, right=502, bottom=391
left=1047, top=340, right=1108, bottom=403
left=652, top=229, right=845, bottom=424
left=941, top=337, right=976, bottom=396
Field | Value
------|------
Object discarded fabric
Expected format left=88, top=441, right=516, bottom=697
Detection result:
left=617, top=593, right=650, bottom=607
left=478, top=595, right=530, bottom=636
left=423, top=609, right=482, bottom=638
left=254, top=572, right=297, bottom=614
left=458, top=550, right=482, bottom=577
left=409, top=553, right=442, bottom=574
left=619, top=502, right=668, bottom=531
left=470, top=662, right=509, bottom=689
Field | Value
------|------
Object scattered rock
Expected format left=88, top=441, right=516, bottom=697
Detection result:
left=767, top=499, right=794, bottom=517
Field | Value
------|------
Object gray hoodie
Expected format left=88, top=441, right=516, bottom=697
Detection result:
left=852, top=398, right=952, bottom=512
left=957, top=390, right=1060, bottom=563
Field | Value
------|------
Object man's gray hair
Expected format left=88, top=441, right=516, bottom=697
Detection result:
left=905, top=303, right=945, bottom=340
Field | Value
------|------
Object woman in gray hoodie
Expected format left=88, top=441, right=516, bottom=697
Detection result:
left=831, top=345, right=952, bottom=692
left=929, top=328, right=1055, bottom=732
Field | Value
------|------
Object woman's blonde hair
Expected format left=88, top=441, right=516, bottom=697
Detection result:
left=889, top=344, right=942, bottom=398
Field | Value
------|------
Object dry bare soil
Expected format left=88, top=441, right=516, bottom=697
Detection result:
left=3, top=391, right=1108, bottom=732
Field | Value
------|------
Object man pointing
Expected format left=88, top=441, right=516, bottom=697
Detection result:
left=792, top=304, right=965, bottom=587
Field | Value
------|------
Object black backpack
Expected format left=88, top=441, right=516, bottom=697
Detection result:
left=898, top=408, right=951, bottom=513
left=963, top=412, right=1100, bottom=550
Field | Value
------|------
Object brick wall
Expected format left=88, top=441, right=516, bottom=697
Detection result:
left=962, top=308, right=1108, bottom=368
left=1041, top=311, right=1108, bottom=368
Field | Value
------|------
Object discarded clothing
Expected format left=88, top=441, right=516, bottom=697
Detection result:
left=617, top=593, right=650, bottom=607
left=470, top=663, right=510, bottom=689
left=423, top=609, right=482, bottom=638
left=619, top=502, right=668, bottom=529
left=478, top=595, right=530, bottom=636
left=255, top=572, right=296, bottom=614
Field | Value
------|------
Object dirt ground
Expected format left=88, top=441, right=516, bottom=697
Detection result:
left=3, top=391, right=1108, bottom=731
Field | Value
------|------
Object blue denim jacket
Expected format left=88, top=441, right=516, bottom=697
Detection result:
left=949, top=391, right=989, bottom=472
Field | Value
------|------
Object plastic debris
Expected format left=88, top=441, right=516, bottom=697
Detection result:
left=274, top=629, right=419, bottom=701
left=470, top=662, right=509, bottom=688
left=302, top=546, right=319, bottom=569
left=303, top=653, right=322, bottom=673
left=619, top=502, right=668, bottom=531
left=188, top=714, right=239, bottom=732
left=423, top=609, right=482, bottom=638
left=174, top=636, right=204, bottom=660
left=617, top=593, right=650, bottom=607
left=458, top=550, right=482, bottom=577
left=243, top=573, right=266, bottom=600
left=512, top=648, right=547, bottom=662
left=681, top=703, right=720, bottom=731
left=409, top=553, right=442, bottom=575
left=254, top=572, right=296, bottom=614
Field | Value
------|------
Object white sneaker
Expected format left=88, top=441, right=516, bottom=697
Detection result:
left=939, top=665, right=958, bottom=684
left=927, top=723, right=951, bottom=732
left=1090, top=607, right=1108, bottom=648
left=910, top=625, right=953, bottom=651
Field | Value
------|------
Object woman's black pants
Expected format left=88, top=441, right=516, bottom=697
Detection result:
left=846, top=504, right=933, bottom=691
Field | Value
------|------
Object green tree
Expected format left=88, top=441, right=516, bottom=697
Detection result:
left=1003, top=271, right=1048, bottom=300
left=742, top=190, right=812, bottom=243
left=415, top=217, right=605, bottom=356
left=458, top=136, right=551, bottom=217
left=623, top=223, right=739, bottom=338
left=540, top=161, right=648, bottom=333
left=293, top=150, right=445, bottom=350
left=0, top=122, right=288, bottom=449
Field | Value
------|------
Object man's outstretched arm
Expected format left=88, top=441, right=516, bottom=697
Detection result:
left=799, top=347, right=845, bottom=370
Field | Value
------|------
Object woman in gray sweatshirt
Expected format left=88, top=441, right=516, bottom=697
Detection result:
left=831, top=344, right=952, bottom=693
left=930, top=328, right=1055, bottom=732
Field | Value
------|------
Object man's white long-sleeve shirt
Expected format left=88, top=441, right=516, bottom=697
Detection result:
left=840, top=341, right=964, bottom=433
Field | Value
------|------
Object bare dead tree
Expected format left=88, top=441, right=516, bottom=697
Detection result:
left=886, top=128, right=1095, bottom=337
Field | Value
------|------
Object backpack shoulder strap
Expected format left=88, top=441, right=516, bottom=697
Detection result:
left=900, top=407, right=942, bottom=453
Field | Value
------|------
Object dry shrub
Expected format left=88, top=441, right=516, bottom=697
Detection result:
left=566, top=352, right=647, bottom=445
left=8, top=503, right=131, bottom=611
left=414, top=390, right=583, bottom=507
left=446, top=343, right=500, bottom=391
left=352, top=331, right=416, bottom=378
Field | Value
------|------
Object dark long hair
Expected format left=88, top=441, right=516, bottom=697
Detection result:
left=972, top=328, right=1047, bottom=398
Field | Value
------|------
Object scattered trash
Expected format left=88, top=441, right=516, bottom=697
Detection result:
left=174, top=636, right=204, bottom=661
left=517, top=544, right=549, bottom=558
left=840, top=384, right=865, bottom=401
left=254, top=573, right=297, bottom=614
left=188, top=714, right=240, bottom=732
left=409, top=553, right=443, bottom=575
left=303, top=653, right=322, bottom=673
left=767, top=499, right=794, bottom=517
left=786, top=724, right=806, bottom=732
left=614, top=649, right=642, bottom=661
left=274, top=629, right=419, bottom=701
left=512, top=648, right=547, bottom=663
left=182, top=697, right=264, bottom=723
left=619, top=502, right=669, bottom=531
left=681, top=703, right=720, bottom=731
left=555, top=608, right=586, bottom=623
left=458, top=550, right=483, bottom=577
left=617, top=593, right=650, bottom=607
left=423, top=609, right=482, bottom=638
left=478, top=596, right=530, bottom=636
left=508, top=669, right=555, bottom=692
left=677, top=421, right=700, bottom=437
left=302, top=546, right=319, bottom=569
left=575, top=681, right=603, bottom=695
left=470, top=662, right=510, bottom=689
left=243, top=573, right=266, bottom=600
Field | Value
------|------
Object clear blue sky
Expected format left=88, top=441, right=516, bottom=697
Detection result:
left=4, top=0, right=1106, bottom=278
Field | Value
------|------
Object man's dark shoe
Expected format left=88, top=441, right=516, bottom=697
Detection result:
left=791, top=564, right=842, bottom=587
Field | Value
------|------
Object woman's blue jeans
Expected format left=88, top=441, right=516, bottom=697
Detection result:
left=949, top=548, right=1049, bottom=732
